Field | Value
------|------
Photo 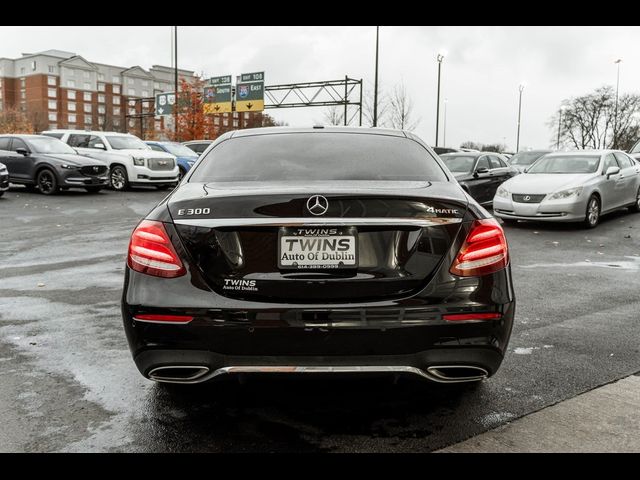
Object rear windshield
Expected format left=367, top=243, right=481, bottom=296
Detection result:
left=190, top=133, right=448, bottom=182
left=510, top=151, right=550, bottom=166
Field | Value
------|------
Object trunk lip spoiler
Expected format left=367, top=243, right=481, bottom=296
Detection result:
left=173, top=217, right=463, bottom=228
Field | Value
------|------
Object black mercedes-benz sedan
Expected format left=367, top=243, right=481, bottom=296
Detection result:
left=0, top=134, right=109, bottom=194
left=122, top=127, right=515, bottom=385
left=440, top=152, right=517, bottom=206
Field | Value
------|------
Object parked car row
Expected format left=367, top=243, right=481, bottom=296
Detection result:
left=436, top=146, right=640, bottom=228
left=0, top=130, right=215, bottom=196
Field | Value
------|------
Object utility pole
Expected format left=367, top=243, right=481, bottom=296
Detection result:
left=613, top=58, right=622, bottom=148
left=174, top=26, right=179, bottom=141
left=373, top=26, right=379, bottom=127
left=516, top=83, right=525, bottom=152
left=557, top=106, right=564, bottom=150
left=435, top=53, right=445, bottom=146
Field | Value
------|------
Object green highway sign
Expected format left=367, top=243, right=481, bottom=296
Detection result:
left=155, top=91, right=176, bottom=116
left=236, top=81, right=264, bottom=112
left=203, top=84, right=233, bottom=114
left=240, top=71, right=264, bottom=83
left=209, top=75, right=232, bottom=86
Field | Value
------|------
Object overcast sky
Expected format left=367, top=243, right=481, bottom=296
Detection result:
left=1, top=26, right=637, bottom=150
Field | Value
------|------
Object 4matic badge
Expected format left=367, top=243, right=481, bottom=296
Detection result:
left=425, top=205, right=460, bottom=215
left=223, top=279, right=258, bottom=292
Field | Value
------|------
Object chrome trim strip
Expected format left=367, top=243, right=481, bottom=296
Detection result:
left=148, top=366, right=210, bottom=384
left=173, top=217, right=463, bottom=228
left=211, top=365, right=433, bottom=380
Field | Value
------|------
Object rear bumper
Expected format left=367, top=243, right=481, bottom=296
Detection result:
left=127, top=165, right=179, bottom=183
left=60, top=174, right=109, bottom=187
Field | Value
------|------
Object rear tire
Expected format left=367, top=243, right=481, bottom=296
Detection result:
left=110, top=166, right=129, bottom=191
left=583, top=195, right=600, bottom=229
left=36, top=169, right=59, bottom=195
left=85, top=187, right=103, bottom=193
left=629, top=186, right=640, bottom=213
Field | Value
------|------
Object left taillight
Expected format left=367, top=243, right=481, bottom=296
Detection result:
left=127, top=220, right=186, bottom=278
left=450, top=218, right=509, bottom=277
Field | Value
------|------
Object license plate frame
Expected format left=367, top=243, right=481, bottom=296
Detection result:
left=278, top=226, right=358, bottom=270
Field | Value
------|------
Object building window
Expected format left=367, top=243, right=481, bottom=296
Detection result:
left=99, top=115, right=105, bottom=125
left=233, top=120, right=238, bottom=127
left=142, top=80, right=149, bottom=87
left=48, top=66, right=55, bottom=74
left=48, top=88, right=56, bottom=98
left=67, top=90, right=76, bottom=100
left=128, top=107, right=136, bottom=115
left=67, top=79, right=76, bottom=88
left=128, top=119, right=135, bottom=128
left=20, top=90, right=26, bottom=100
left=97, top=83, right=105, bottom=92
left=214, top=117, right=220, bottom=126
left=113, top=96, right=120, bottom=105
left=48, top=76, right=56, bottom=86
left=153, top=82, right=160, bottom=89
left=20, top=67, right=25, bottom=74
left=141, top=90, right=149, bottom=98
left=84, top=115, right=92, bottom=124
left=68, top=114, right=76, bottom=123
left=98, top=94, right=105, bottom=103
left=68, top=102, right=76, bottom=112
left=127, top=77, right=134, bottom=85
left=83, top=82, right=91, bottom=90
left=83, top=92, right=92, bottom=102
left=48, top=123, right=57, bottom=129
left=223, top=119, right=228, bottom=126
left=112, top=85, right=120, bottom=95
left=113, top=107, right=120, bottom=115
left=48, top=100, right=57, bottom=110
left=83, top=71, right=90, bottom=78
left=128, top=88, right=135, bottom=96
left=48, top=112, right=57, bottom=122
left=84, top=104, right=92, bottom=113
left=113, top=118, right=121, bottom=127
left=20, top=78, right=26, bottom=88
left=233, top=112, right=239, bottom=119
left=98, top=106, right=105, bottom=114
left=112, top=76, right=120, bottom=84
left=98, top=73, right=105, bottom=81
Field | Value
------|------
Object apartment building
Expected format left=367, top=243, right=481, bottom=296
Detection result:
left=0, top=49, right=196, bottom=134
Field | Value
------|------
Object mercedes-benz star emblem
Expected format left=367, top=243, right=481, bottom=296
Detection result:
left=306, top=195, right=329, bottom=216
left=523, top=195, right=531, bottom=201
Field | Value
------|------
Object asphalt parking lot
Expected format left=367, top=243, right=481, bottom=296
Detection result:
left=1, top=185, right=639, bottom=452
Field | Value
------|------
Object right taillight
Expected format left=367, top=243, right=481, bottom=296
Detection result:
left=450, top=218, right=509, bottom=277
left=127, top=220, right=186, bottom=278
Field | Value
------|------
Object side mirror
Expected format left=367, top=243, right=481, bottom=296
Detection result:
left=605, top=166, right=620, bottom=178
left=93, top=143, right=106, bottom=150
left=474, top=167, right=489, bottom=177
left=16, top=147, right=29, bottom=156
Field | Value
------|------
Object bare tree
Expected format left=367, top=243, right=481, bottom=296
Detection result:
left=388, top=83, right=420, bottom=131
left=460, top=141, right=483, bottom=150
left=361, top=82, right=389, bottom=128
left=323, top=105, right=344, bottom=126
left=550, top=86, right=640, bottom=151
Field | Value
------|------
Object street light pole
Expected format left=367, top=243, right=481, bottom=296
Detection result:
left=556, top=106, right=564, bottom=150
left=443, top=98, right=448, bottom=148
left=373, top=26, right=379, bottom=127
left=173, top=26, right=179, bottom=141
left=435, top=53, right=445, bottom=147
left=516, top=82, right=525, bottom=152
left=614, top=58, right=622, bottom=148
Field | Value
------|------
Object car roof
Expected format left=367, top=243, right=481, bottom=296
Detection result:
left=229, top=126, right=407, bottom=139
left=0, top=134, right=59, bottom=139
left=440, top=151, right=502, bottom=157
left=41, top=129, right=134, bottom=135
left=545, top=150, right=622, bottom=156
left=182, top=139, right=213, bottom=144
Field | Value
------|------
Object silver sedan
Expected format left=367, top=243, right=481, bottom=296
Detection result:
left=493, top=150, right=640, bottom=228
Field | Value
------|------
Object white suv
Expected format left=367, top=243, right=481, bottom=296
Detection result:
left=41, top=130, right=179, bottom=191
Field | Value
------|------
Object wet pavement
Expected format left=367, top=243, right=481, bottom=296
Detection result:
left=1, top=185, right=639, bottom=452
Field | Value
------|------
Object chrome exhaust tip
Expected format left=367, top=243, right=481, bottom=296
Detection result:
left=148, top=365, right=210, bottom=384
left=426, top=365, right=488, bottom=383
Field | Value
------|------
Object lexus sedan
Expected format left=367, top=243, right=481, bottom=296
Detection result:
left=0, top=162, right=8, bottom=197
left=508, top=149, right=553, bottom=173
left=493, top=150, right=640, bottom=228
left=440, top=152, right=517, bottom=206
left=122, top=127, right=515, bottom=386
left=0, top=135, right=109, bottom=194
